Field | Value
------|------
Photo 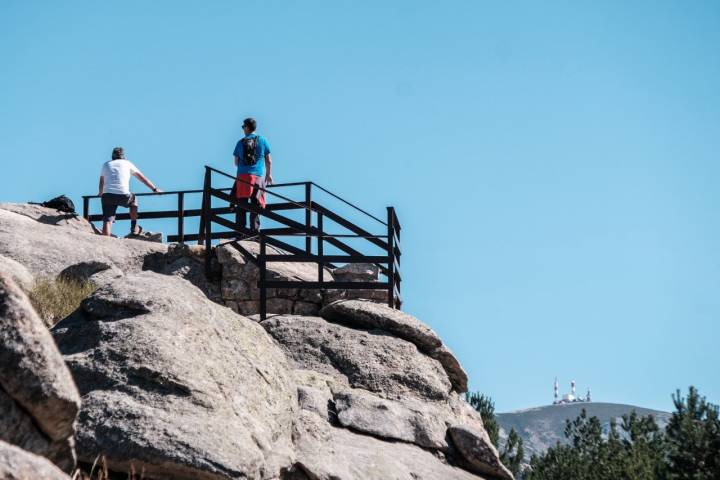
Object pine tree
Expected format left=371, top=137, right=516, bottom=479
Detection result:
left=466, top=392, right=525, bottom=477
left=466, top=392, right=499, bottom=445
left=618, top=411, right=668, bottom=480
left=526, top=409, right=667, bottom=480
left=500, top=427, right=525, bottom=476
left=665, top=386, right=720, bottom=480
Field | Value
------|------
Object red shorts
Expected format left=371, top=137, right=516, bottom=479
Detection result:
left=234, top=174, right=266, bottom=208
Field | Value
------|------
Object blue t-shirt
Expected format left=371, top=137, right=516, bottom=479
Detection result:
left=233, top=134, right=271, bottom=177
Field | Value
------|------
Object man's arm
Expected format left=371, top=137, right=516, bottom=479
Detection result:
left=265, top=154, right=273, bottom=185
left=233, top=139, right=242, bottom=167
left=133, top=171, right=160, bottom=192
left=98, top=176, right=104, bottom=195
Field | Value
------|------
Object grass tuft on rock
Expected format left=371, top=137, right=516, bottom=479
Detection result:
left=72, top=455, right=146, bottom=480
left=28, top=277, right=95, bottom=326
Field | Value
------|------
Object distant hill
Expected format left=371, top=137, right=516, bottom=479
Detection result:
left=497, top=402, right=671, bottom=464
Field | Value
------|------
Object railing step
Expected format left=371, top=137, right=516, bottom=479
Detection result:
left=260, top=280, right=390, bottom=290
left=263, top=254, right=389, bottom=264
left=168, top=231, right=237, bottom=242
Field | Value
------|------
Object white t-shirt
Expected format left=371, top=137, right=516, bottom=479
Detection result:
left=101, top=159, right=140, bottom=195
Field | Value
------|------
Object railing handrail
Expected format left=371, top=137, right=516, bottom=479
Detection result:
left=84, top=166, right=388, bottom=227
left=81, top=182, right=310, bottom=200
left=206, top=165, right=387, bottom=226
left=82, top=169, right=395, bottom=248
left=310, top=181, right=387, bottom=226
left=260, top=233, right=390, bottom=238
left=82, top=188, right=211, bottom=199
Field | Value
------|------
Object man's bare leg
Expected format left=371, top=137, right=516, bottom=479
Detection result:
left=102, top=221, right=112, bottom=236
left=130, top=204, right=139, bottom=234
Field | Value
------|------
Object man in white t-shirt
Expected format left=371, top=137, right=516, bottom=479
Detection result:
left=98, top=147, right=160, bottom=236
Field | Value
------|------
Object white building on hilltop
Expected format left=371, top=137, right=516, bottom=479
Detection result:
left=553, top=377, right=591, bottom=405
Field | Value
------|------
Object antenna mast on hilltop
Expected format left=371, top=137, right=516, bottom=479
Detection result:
left=552, top=378, right=592, bottom=405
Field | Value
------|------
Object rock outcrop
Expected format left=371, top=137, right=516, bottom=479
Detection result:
left=0, top=273, right=80, bottom=472
left=145, top=242, right=224, bottom=302
left=263, top=314, right=452, bottom=400
left=0, top=204, right=166, bottom=280
left=320, top=299, right=469, bottom=392
left=320, top=299, right=442, bottom=350
left=331, top=263, right=379, bottom=282
left=262, top=311, right=512, bottom=480
left=333, top=388, right=450, bottom=449
left=0, top=203, right=512, bottom=479
left=0, top=255, right=33, bottom=292
left=292, top=411, right=484, bottom=480
left=53, top=272, right=296, bottom=480
left=0, top=440, right=70, bottom=480
left=450, top=426, right=514, bottom=479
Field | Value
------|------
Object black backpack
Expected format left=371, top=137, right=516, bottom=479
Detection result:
left=41, top=195, right=76, bottom=214
left=241, top=135, right=260, bottom=166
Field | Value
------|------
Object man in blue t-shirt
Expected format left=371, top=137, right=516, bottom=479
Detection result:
left=232, top=117, right=273, bottom=232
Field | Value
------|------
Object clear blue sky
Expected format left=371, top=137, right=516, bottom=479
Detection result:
left=2, top=1, right=719, bottom=412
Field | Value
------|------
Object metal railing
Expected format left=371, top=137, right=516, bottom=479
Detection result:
left=82, top=165, right=402, bottom=319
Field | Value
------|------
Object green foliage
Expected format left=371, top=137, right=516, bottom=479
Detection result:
left=665, top=387, right=720, bottom=480
left=501, top=427, right=525, bottom=476
left=526, top=386, right=720, bottom=480
left=466, top=392, right=499, bottom=445
left=526, top=409, right=666, bottom=480
left=28, top=277, right=95, bottom=326
left=466, top=392, right=525, bottom=477
left=617, top=411, right=668, bottom=480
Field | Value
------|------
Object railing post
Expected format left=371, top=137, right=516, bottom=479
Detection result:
left=387, top=207, right=395, bottom=309
left=177, top=192, right=185, bottom=244
left=197, top=211, right=205, bottom=245
left=260, top=233, right=267, bottom=321
left=234, top=178, right=242, bottom=231
left=82, top=197, right=89, bottom=221
left=305, top=183, right=312, bottom=254
left=317, top=212, right=324, bottom=284
left=203, top=168, right=212, bottom=276
left=394, top=209, right=401, bottom=309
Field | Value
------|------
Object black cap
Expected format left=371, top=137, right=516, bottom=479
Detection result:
left=242, top=117, right=257, bottom=132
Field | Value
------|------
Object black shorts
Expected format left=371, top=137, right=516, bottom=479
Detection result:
left=101, top=193, right=137, bottom=222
